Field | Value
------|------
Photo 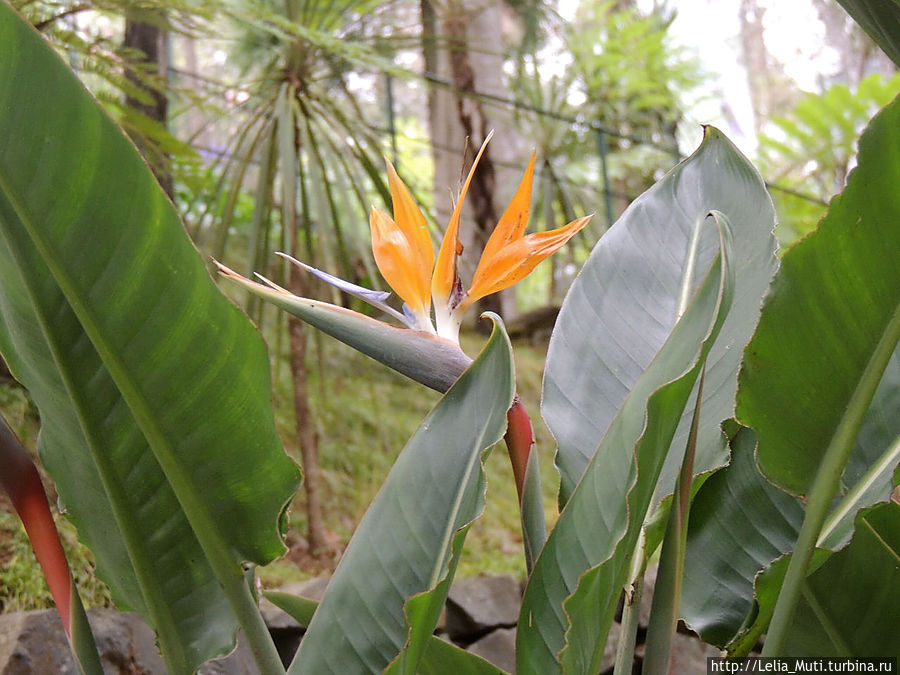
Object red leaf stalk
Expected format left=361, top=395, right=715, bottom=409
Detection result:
left=0, top=420, right=72, bottom=634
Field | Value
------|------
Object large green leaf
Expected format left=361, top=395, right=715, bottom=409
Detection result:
left=289, top=317, right=514, bottom=674
left=836, top=0, right=900, bottom=68
left=737, top=95, right=900, bottom=496
left=784, top=501, right=900, bottom=657
left=723, top=549, right=830, bottom=658
left=733, top=94, right=900, bottom=656
left=683, top=96, right=900, bottom=654
left=680, top=428, right=804, bottom=648
left=726, top=502, right=900, bottom=658
left=0, top=6, right=299, bottom=671
left=543, top=127, right=777, bottom=505
left=517, top=213, right=734, bottom=674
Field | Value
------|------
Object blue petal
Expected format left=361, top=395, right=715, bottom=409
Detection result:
left=275, top=252, right=413, bottom=327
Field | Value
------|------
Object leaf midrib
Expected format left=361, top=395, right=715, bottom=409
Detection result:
left=0, top=176, right=193, bottom=672
left=1, top=166, right=240, bottom=574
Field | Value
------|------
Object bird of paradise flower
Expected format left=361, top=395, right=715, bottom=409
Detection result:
left=217, top=134, right=591, bottom=387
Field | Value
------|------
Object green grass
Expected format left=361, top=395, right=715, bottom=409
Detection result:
left=0, top=510, right=113, bottom=612
left=0, top=328, right=562, bottom=609
left=259, top=326, right=561, bottom=585
left=0, top=379, right=39, bottom=448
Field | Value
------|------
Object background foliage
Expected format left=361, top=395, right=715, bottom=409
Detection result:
left=1, top=1, right=899, bottom=671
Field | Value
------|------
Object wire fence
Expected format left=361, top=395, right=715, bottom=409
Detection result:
left=377, top=69, right=830, bottom=231
left=170, top=51, right=830, bottom=234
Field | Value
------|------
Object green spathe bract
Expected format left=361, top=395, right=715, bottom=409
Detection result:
left=217, top=262, right=473, bottom=393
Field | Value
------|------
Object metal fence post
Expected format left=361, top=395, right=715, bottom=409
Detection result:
left=384, top=72, right=398, bottom=168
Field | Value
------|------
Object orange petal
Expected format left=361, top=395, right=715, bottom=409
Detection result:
left=480, top=150, right=536, bottom=266
left=370, top=206, right=432, bottom=316
left=385, top=161, right=434, bottom=266
left=432, top=131, right=493, bottom=303
left=462, top=215, right=592, bottom=309
left=370, top=162, right=434, bottom=311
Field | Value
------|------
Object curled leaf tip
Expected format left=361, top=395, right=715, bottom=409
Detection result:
left=478, top=310, right=503, bottom=326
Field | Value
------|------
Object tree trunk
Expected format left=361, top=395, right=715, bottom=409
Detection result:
left=123, top=12, right=173, bottom=197
left=180, top=35, right=209, bottom=152
left=422, top=0, right=526, bottom=327
left=421, top=0, right=439, bottom=133
left=444, top=8, right=502, bottom=323
left=287, top=265, right=327, bottom=555
left=737, top=0, right=796, bottom=134
left=811, top=0, right=897, bottom=85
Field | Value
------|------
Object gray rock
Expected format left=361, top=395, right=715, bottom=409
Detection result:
left=257, top=595, right=306, bottom=667
left=446, top=575, right=521, bottom=640
left=258, top=597, right=302, bottom=633
left=0, top=609, right=165, bottom=674
left=467, top=627, right=516, bottom=674
left=0, top=611, right=77, bottom=675
left=638, top=563, right=658, bottom=628
left=279, top=576, right=330, bottom=604
left=199, top=632, right=258, bottom=675
left=667, top=633, right=721, bottom=674
left=90, top=609, right=166, bottom=674
left=633, top=626, right=721, bottom=673
left=0, top=573, right=720, bottom=675
left=0, top=609, right=271, bottom=674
